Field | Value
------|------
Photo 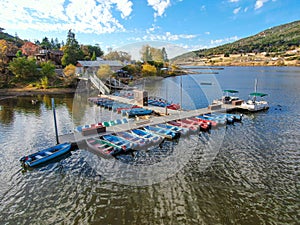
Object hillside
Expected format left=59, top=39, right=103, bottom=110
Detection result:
left=0, top=29, right=24, bottom=47
left=173, top=20, right=300, bottom=66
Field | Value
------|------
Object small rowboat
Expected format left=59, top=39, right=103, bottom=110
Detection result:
left=148, top=97, right=180, bottom=110
left=225, top=113, right=243, bottom=122
left=115, top=105, right=140, bottom=114
left=208, top=113, right=235, bottom=124
left=131, top=129, right=164, bottom=146
left=96, top=98, right=113, bottom=107
left=20, top=142, right=72, bottom=167
left=167, top=103, right=180, bottom=110
left=144, top=125, right=180, bottom=140
left=125, top=108, right=153, bottom=118
left=75, top=123, right=106, bottom=135
left=179, top=118, right=211, bottom=132
left=195, top=116, right=218, bottom=127
left=86, top=138, right=121, bottom=158
left=116, top=131, right=149, bottom=150
left=186, top=118, right=211, bottom=131
left=101, top=134, right=134, bottom=151
left=155, top=123, right=189, bottom=136
left=202, top=114, right=227, bottom=125
left=167, top=120, right=199, bottom=133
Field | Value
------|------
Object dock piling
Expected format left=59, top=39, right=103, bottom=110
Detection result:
left=52, top=98, right=59, bottom=145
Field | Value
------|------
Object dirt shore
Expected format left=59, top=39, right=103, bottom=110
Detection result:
left=0, top=87, right=76, bottom=98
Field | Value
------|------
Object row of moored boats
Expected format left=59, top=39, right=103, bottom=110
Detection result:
left=84, top=112, right=243, bottom=159
left=88, top=97, right=154, bottom=117
left=20, top=112, right=243, bottom=167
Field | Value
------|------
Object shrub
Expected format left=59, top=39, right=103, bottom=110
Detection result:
left=141, top=64, right=156, bottom=77
left=40, top=76, right=49, bottom=89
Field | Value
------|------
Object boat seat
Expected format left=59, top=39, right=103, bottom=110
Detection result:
left=76, top=126, right=82, bottom=132
left=44, top=151, right=53, bottom=155
left=35, top=155, right=44, bottom=159
left=102, top=147, right=112, bottom=153
left=94, top=144, right=106, bottom=148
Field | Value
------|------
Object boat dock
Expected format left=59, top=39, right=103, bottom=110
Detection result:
left=59, top=94, right=239, bottom=145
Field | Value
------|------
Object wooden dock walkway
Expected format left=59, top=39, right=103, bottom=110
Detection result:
left=59, top=95, right=239, bottom=145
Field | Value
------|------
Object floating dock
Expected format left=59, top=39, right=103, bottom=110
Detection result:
left=59, top=94, right=240, bottom=145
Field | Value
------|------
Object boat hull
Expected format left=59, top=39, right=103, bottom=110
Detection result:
left=86, top=138, right=120, bottom=159
left=144, top=125, right=180, bottom=140
left=20, top=143, right=72, bottom=167
left=241, top=100, right=269, bottom=112
left=131, top=129, right=164, bottom=147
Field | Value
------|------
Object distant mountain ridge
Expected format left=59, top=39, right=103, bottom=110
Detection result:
left=173, top=20, right=300, bottom=62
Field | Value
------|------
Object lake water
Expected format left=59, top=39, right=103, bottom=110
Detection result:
left=0, top=66, right=299, bottom=224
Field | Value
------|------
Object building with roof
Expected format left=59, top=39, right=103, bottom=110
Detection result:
left=76, top=58, right=124, bottom=75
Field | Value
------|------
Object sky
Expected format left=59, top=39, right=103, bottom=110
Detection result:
left=1, top=0, right=299, bottom=59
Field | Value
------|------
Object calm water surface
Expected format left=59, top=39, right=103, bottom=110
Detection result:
left=0, top=67, right=299, bottom=224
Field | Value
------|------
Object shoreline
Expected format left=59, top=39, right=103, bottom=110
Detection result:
left=1, top=63, right=299, bottom=98
left=0, top=87, right=76, bottom=98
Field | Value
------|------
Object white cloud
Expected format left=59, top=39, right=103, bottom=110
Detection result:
left=129, top=32, right=197, bottom=42
left=210, top=36, right=238, bottom=45
left=233, top=7, right=241, bottom=14
left=111, top=0, right=133, bottom=19
left=254, top=0, right=269, bottom=10
left=0, top=0, right=133, bottom=34
left=229, top=0, right=239, bottom=2
left=205, top=31, right=210, bottom=35
left=147, top=0, right=171, bottom=17
left=146, top=24, right=160, bottom=34
left=158, top=32, right=197, bottom=41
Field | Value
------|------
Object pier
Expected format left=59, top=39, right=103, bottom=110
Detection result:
left=58, top=94, right=239, bottom=145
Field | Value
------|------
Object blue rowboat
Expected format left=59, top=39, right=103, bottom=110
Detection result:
left=96, top=98, right=111, bottom=106
left=208, top=113, right=235, bottom=124
left=20, top=142, right=71, bottom=167
left=125, top=108, right=153, bottom=118
left=102, top=100, right=114, bottom=109
left=203, top=114, right=234, bottom=125
left=131, top=129, right=164, bottom=146
left=116, top=131, right=149, bottom=150
left=101, top=134, right=134, bottom=151
left=155, top=123, right=189, bottom=136
left=224, top=113, right=243, bottom=122
left=144, top=125, right=180, bottom=140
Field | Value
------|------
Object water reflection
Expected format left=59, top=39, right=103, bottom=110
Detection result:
left=0, top=94, right=75, bottom=125
left=0, top=67, right=300, bottom=224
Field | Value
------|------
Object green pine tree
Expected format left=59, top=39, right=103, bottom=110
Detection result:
left=61, top=29, right=84, bottom=66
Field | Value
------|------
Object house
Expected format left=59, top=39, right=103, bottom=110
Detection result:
left=75, top=58, right=124, bottom=75
left=35, top=49, right=64, bottom=66
left=21, top=41, right=39, bottom=56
